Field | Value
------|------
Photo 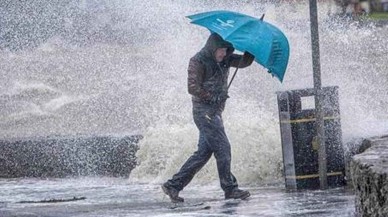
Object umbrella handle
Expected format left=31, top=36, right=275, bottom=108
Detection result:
left=227, top=67, right=239, bottom=90
left=227, top=57, right=243, bottom=90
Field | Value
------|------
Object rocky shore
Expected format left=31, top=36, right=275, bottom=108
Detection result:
left=351, top=135, right=388, bottom=216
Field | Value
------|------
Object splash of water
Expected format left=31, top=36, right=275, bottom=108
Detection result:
left=1, top=0, right=387, bottom=184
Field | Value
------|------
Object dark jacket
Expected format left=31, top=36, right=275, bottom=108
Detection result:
left=187, top=33, right=254, bottom=110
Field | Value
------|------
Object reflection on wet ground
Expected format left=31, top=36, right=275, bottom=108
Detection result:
left=0, top=178, right=355, bottom=217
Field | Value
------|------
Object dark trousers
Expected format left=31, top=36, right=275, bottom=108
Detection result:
left=166, top=103, right=238, bottom=193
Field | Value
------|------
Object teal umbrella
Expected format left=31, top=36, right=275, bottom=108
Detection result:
left=187, top=10, right=290, bottom=82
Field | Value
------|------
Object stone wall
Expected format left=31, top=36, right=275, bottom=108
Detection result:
left=351, top=136, right=388, bottom=217
left=0, top=135, right=142, bottom=178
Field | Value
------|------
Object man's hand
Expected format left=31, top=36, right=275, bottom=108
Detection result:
left=244, top=51, right=255, bottom=60
left=210, top=92, right=229, bottom=104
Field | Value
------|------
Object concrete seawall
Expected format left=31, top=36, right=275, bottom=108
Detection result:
left=0, top=135, right=142, bottom=178
left=351, top=136, right=388, bottom=216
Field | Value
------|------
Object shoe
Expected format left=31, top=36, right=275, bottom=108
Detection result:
left=162, top=183, right=184, bottom=203
left=224, top=188, right=251, bottom=200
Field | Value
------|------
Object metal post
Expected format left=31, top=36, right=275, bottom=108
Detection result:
left=309, top=0, right=327, bottom=189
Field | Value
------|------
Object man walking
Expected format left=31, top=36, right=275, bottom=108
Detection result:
left=162, top=33, right=254, bottom=202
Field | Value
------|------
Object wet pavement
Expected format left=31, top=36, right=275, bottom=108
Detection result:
left=0, top=178, right=355, bottom=217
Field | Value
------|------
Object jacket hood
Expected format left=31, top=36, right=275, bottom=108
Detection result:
left=200, top=33, right=234, bottom=61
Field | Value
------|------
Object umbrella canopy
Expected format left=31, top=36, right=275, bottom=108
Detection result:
left=187, top=10, right=290, bottom=82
